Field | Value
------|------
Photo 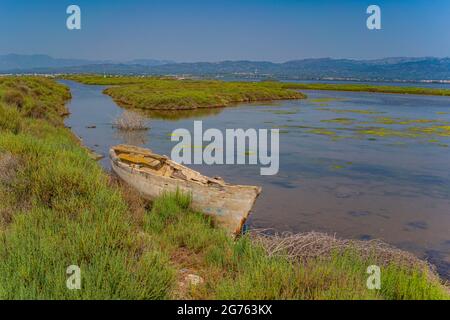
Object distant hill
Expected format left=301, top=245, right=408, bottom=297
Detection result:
left=0, top=54, right=103, bottom=70
left=0, top=54, right=172, bottom=72
left=1, top=54, right=449, bottom=81
left=125, top=59, right=174, bottom=67
left=144, top=58, right=450, bottom=80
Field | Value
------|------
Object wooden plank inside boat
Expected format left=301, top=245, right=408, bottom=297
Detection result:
left=117, top=153, right=162, bottom=168
left=113, top=144, right=154, bottom=156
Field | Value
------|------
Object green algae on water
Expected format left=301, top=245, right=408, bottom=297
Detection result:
left=272, top=110, right=300, bottom=115
left=372, top=117, right=443, bottom=125
left=331, top=161, right=353, bottom=170
left=315, top=107, right=385, bottom=115
left=278, top=124, right=312, bottom=129
left=408, top=125, right=450, bottom=137
left=308, top=97, right=348, bottom=106
left=321, top=118, right=356, bottom=125
left=261, top=109, right=300, bottom=115
left=307, top=128, right=337, bottom=136
left=355, top=127, right=419, bottom=138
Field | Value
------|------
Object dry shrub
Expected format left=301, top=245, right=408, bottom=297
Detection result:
left=0, top=152, right=21, bottom=186
left=0, top=153, right=22, bottom=225
left=16, top=84, right=31, bottom=94
left=24, top=101, right=48, bottom=119
left=249, top=230, right=436, bottom=275
left=113, top=111, right=149, bottom=131
left=2, top=90, right=25, bottom=109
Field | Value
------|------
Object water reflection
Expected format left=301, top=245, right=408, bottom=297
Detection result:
left=114, top=129, right=149, bottom=146
left=132, top=107, right=225, bottom=121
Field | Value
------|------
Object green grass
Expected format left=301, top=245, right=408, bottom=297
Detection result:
left=0, top=77, right=175, bottom=299
left=282, top=83, right=450, bottom=96
left=0, top=76, right=449, bottom=300
left=63, top=75, right=306, bottom=110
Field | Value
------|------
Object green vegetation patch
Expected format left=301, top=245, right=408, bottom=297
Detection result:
left=262, top=109, right=300, bottom=115
left=331, top=162, right=353, bottom=170
left=307, top=128, right=338, bottom=136
left=321, top=118, right=356, bottom=125
left=408, top=125, right=450, bottom=137
left=63, top=75, right=306, bottom=110
left=372, top=117, right=445, bottom=125
left=282, top=83, right=450, bottom=97
left=316, top=107, right=385, bottom=115
left=355, top=127, right=419, bottom=138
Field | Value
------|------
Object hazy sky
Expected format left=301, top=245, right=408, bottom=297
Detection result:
left=1, top=0, right=449, bottom=62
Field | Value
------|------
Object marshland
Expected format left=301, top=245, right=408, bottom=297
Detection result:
left=0, top=75, right=449, bottom=299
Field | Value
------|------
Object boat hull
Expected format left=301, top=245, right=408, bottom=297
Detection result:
left=110, top=149, right=261, bottom=235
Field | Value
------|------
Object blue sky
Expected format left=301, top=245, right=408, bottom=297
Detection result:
left=1, top=0, right=449, bottom=61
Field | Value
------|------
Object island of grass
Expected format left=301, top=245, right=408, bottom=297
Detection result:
left=1, top=76, right=449, bottom=299
left=282, top=82, right=450, bottom=96
left=63, top=75, right=306, bottom=110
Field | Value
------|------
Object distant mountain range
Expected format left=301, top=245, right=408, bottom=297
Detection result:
left=0, top=54, right=173, bottom=71
left=1, top=54, right=449, bottom=81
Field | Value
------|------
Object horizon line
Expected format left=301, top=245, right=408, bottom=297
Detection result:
left=1, top=53, right=450, bottom=65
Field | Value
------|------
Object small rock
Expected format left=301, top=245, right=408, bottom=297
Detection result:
left=88, top=151, right=104, bottom=161
left=185, top=274, right=204, bottom=286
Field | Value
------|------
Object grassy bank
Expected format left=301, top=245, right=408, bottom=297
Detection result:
left=63, top=75, right=306, bottom=110
left=0, top=76, right=449, bottom=299
left=281, top=83, right=450, bottom=96
left=63, top=76, right=450, bottom=112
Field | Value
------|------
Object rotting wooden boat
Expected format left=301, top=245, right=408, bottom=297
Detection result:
left=110, top=144, right=262, bottom=235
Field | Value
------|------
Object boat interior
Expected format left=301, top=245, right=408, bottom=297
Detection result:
left=112, top=145, right=226, bottom=186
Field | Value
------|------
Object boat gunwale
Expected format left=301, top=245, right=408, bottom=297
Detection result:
left=109, top=147, right=262, bottom=193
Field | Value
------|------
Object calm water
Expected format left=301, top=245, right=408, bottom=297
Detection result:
left=62, top=80, right=450, bottom=278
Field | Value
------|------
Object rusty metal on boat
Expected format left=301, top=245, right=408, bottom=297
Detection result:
left=110, top=144, right=261, bottom=235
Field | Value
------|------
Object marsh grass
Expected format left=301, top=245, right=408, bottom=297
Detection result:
left=63, top=75, right=306, bottom=110
left=2, top=90, right=25, bottom=109
left=283, top=83, right=450, bottom=96
left=0, top=77, right=175, bottom=299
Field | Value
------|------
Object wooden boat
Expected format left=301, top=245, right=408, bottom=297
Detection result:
left=110, top=144, right=262, bottom=235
